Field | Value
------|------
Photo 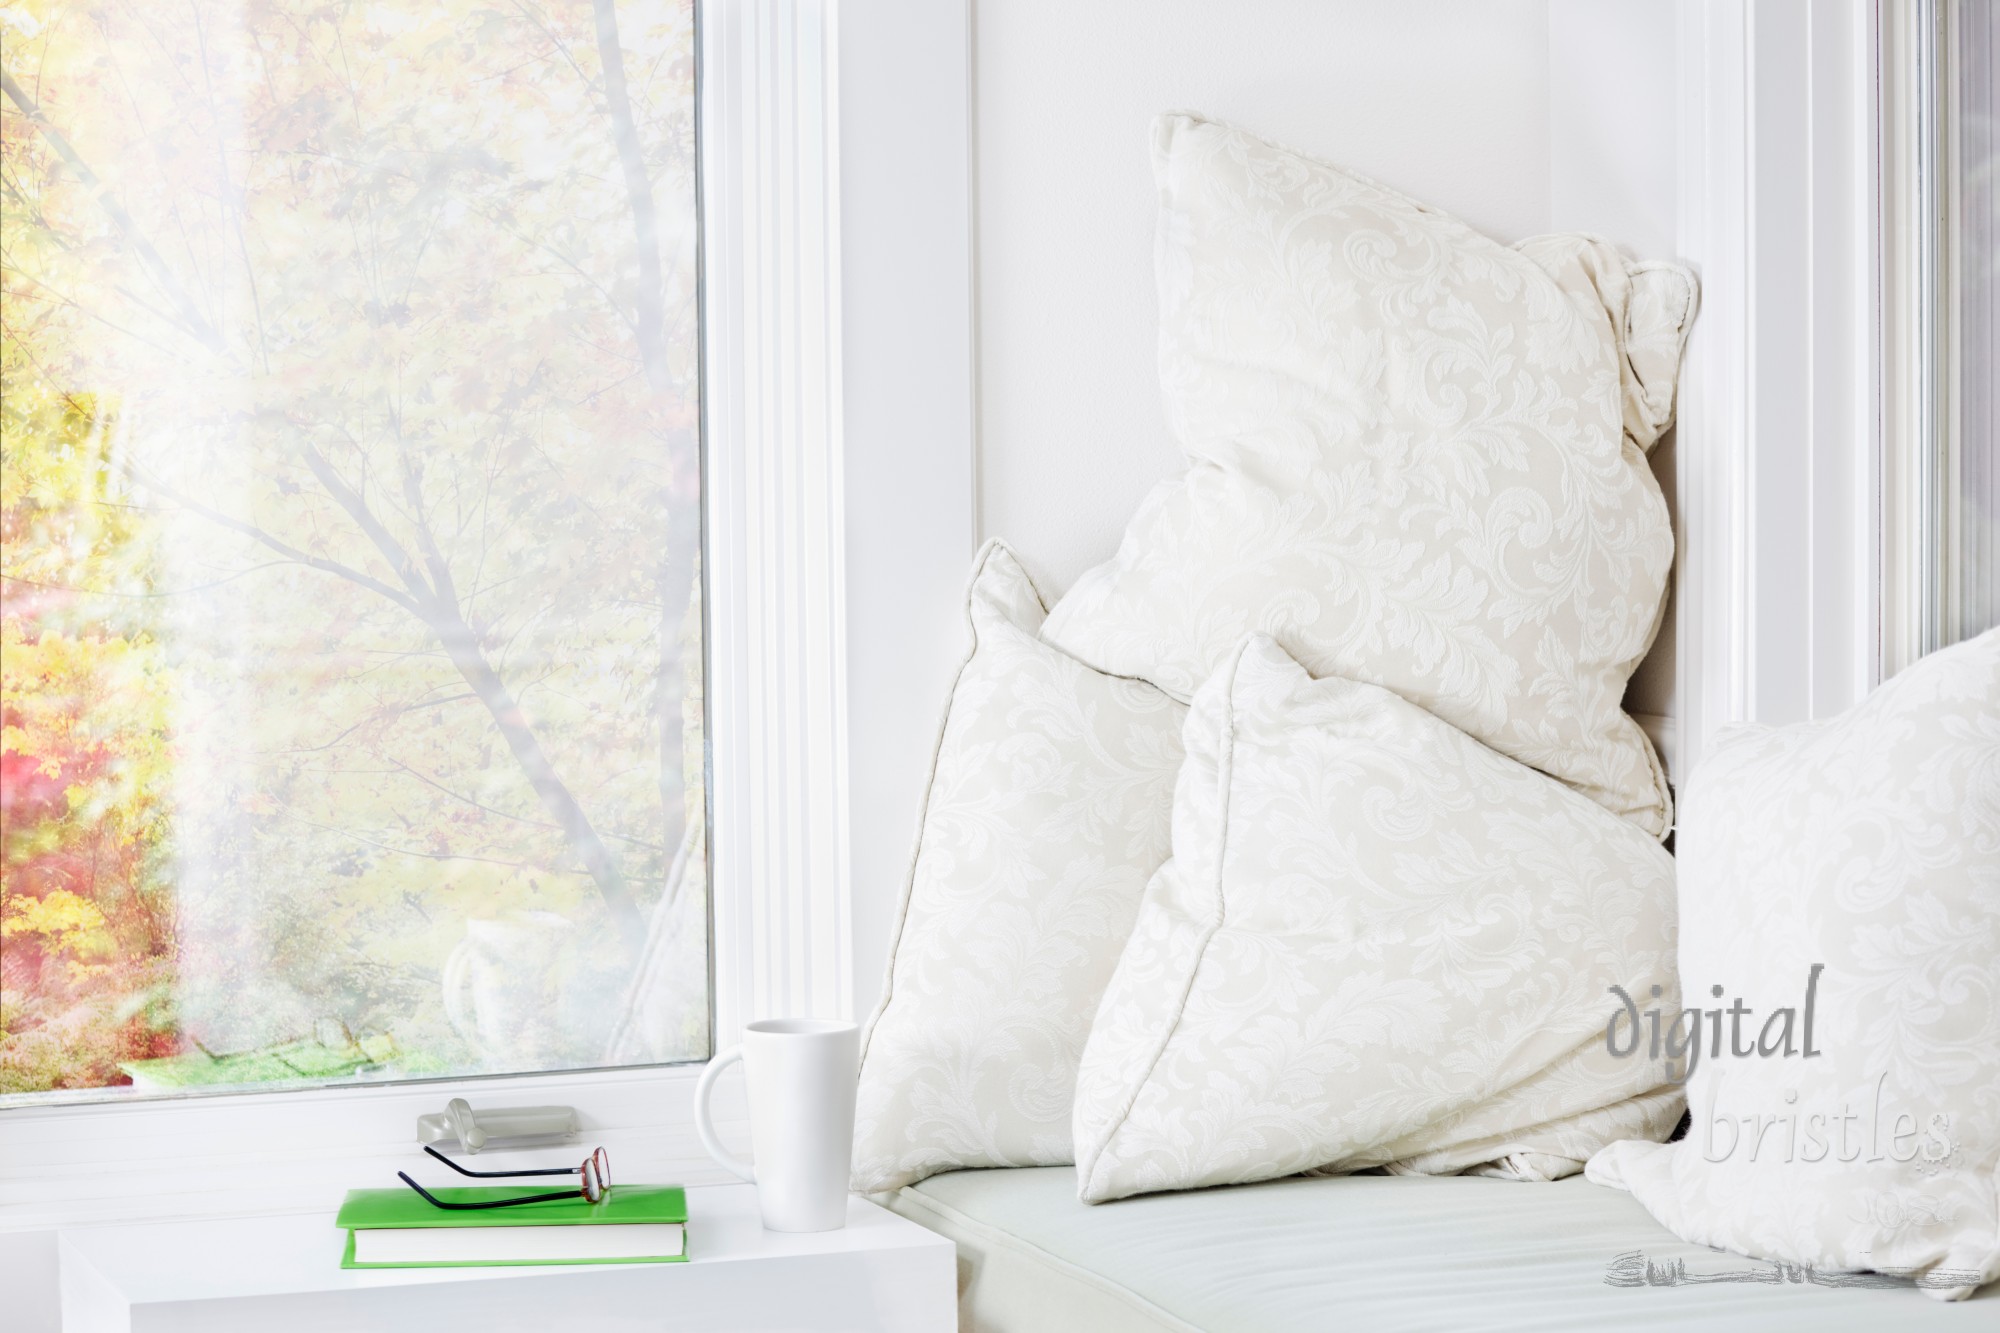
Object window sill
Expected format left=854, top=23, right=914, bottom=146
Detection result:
left=0, top=1065, right=746, bottom=1234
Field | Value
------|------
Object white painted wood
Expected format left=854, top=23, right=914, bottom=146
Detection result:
left=1675, top=0, right=1751, bottom=778
left=57, top=1185, right=955, bottom=1333
left=0, top=1232, right=61, bottom=1333
left=1877, top=0, right=1995, bottom=669
left=1674, top=0, right=1879, bottom=778
left=0, top=1066, right=750, bottom=1231
left=703, top=0, right=855, bottom=1040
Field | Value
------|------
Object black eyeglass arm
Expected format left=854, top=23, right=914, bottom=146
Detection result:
left=423, top=1145, right=579, bottom=1178
left=398, top=1173, right=579, bottom=1210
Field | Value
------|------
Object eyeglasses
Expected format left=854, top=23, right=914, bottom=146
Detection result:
left=399, top=1144, right=612, bottom=1210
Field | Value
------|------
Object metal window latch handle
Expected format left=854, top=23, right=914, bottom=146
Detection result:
left=416, top=1097, right=581, bottom=1155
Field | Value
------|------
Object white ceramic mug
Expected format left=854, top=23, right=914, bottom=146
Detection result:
left=693, top=1018, right=860, bottom=1232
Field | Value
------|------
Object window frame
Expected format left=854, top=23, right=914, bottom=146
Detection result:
left=1879, top=0, right=1993, bottom=667
left=1673, top=0, right=1882, bottom=774
left=0, top=0, right=978, bottom=1234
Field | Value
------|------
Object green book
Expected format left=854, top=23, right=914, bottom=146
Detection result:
left=336, top=1185, right=688, bottom=1269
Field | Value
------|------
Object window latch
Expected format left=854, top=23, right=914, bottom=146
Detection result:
left=416, top=1096, right=581, bottom=1155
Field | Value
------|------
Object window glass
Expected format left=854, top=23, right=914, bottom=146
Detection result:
left=1, top=0, right=706, bottom=1103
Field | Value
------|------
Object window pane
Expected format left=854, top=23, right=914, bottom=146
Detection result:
left=1, top=0, right=706, bottom=1102
left=1955, top=0, right=1999, bottom=639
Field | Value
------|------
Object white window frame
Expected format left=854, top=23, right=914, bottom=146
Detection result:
left=1673, top=0, right=1882, bottom=775
left=0, top=0, right=976, bottom=1236
left=1878, top=0, right=1991, bottom=668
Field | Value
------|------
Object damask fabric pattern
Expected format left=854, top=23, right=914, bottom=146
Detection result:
left=1040, top=112, right=1694, bottom=837
left=852, top=541, right=1187, bottom=1193
left=1588, top=629, right=2000, bottom=1301
left=1072, top=635, right=1681, bottom=1204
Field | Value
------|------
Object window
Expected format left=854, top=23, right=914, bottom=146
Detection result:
left=1946, top=0, right=1997, bottom=642
left=1, top=0, right=707, bottom=1105
left=1883, top=0, right=2000, bottom=664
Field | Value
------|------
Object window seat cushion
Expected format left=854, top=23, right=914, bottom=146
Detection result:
left=889, top=1166, right=1995, bottom=1332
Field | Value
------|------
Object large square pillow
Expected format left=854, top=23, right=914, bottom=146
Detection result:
left=1072, top=634, right=1680, bottom=1204
left=1588, top=629, right=2000, bottom=1300
left=852, top=542, right=1186, bottom=1193
left=1041, top=113, right=1696, bottom=836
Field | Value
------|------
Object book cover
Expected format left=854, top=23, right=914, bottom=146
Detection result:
left=337, top=1185, right=688, bottom=1269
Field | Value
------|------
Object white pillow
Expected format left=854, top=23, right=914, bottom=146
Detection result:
left=1072, top=634, right=1679, bottom=1204
left=852, top=542, right=1186, bottom=1192
left=1588, top=629, right=2000, bottom=1300
left=1041, top=113, right=1695, bottom=837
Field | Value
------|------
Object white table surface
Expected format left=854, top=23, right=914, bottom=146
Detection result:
left=57, top=1183, right=956, bottom=1333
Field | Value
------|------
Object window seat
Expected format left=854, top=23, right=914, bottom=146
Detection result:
left=889, top=1167, right=1994, bottom=1332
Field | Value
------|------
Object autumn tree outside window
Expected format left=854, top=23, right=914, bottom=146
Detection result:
left=0, top=0, right=709, bottom=1102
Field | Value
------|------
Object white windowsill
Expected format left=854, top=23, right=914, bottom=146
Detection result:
left=0, top=1064, right=749, bottom=1234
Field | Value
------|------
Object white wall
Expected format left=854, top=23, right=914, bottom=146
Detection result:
left=839, top=0, right=977, bottom=1022
left=971, top=0, right=1686, bottom=746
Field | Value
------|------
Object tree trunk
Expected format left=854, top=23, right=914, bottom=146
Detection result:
left=429, top=606, right=645, bottom=945
left=594, top=0, right=701, bottom=916
left=591, top=0, right=672, bottom=395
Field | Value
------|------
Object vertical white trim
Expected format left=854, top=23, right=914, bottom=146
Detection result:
left=1879, top=0, right=1970, bottom=671
left=703, top=0, right=851, bottom=1039
left=1677, top=0, right=1878, bottom=775
left=1677, top=0, right=1753, bottom=775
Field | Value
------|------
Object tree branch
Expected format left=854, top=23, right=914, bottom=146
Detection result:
left=1, top=67, right=222, bottom=351
left=115, top=460, right=422, bottom=613
left=310, top=428, right=645, bottom=942
left=392, top=760, right=665, bottom=854
left=296, top=440, right=435, bottom=604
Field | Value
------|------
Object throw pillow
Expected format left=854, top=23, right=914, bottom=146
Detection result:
left=852, top=541, right=1187, bottom=1192
left=1587, top=629, right=2000, bottom=1300
left=1073, top=634, right=1680, bottom=1203
left=1040, top=112, right=1695, bottom=836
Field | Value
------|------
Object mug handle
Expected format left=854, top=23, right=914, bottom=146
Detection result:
left=694, top=1046, right=755, bottom=1182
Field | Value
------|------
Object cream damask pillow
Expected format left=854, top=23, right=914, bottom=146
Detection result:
left=1041, top=112, right=1695, bottom=837
left=852, top=542, right=1186, bottom=1193
left=1588, top=629, right=2000, bottom=1300
left=1072, top=634, right=1680, bottom=1204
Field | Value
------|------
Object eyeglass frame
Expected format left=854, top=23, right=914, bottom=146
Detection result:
left=398, top=1143, right=611, bottom=1210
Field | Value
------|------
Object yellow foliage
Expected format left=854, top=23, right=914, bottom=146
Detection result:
left=2, top=887, right=113, bottom=959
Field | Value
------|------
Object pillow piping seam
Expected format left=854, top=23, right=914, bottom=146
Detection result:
left=853, top=539, right=1039, bottom=1096
left=1081, top=636, right=1247, bottom=1201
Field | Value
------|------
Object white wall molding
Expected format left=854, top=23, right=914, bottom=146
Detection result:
left=703, top=0, right=853, bottom=1038
left=1675, top=0, right=1879, bottom=779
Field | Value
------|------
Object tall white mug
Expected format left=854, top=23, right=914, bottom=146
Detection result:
left=693, top=1018, right=860, bottom=1232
